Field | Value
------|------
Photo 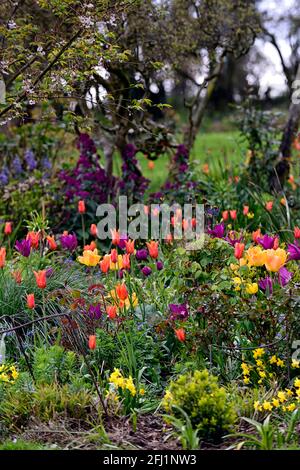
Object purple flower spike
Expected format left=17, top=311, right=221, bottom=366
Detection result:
left=15, top=239, right=31, bottom=257
left=136, top=249, right=148, bottom=261
left=207, top=223, right=225, bottom=239
left=259, top=277, right=273, bottom=295
left=287, top=242, right=300, bottom=261
left=257, top=234, right=276, bottom=250
left=169, top=303, right=189, bottom=321
left=141, top=266, right=152, bottom=276
left=60, top=233, right=78, bottom=252
left=278, top=266, right=293, bottom=287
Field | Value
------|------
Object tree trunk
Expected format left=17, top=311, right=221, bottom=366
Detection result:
left=274, top=63, right=300, bottom=189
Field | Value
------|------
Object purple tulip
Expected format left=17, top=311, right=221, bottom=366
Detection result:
left=87, top=304, right=102, bottom=320
left=259, top=277, right=273, bottom=295
left=257, top=234, right=276, bottom=250
left=207, top=223, right=225, bottom=239
left=141, top=266, right=152, bottom=276
left=118, top=233, right=128, bottom=250
left=118, top=269, right=124, bottom=279
left=15, top=239, right=31, bottom=257
left=225, top=232, right=244, bottom=247
left=136, top=249, right=148, bottom=261
left=278, top=266, right=293, bottom=287
left=169, top=303, right=189, bottom=321
left=287, top=242, right=300, bottom=261
left=60, top=233, right=78, bottom=251
left=156, top=261, right=164, bottom=271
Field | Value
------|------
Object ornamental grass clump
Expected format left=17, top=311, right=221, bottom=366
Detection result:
left=163, top=369, right=237, bottom=442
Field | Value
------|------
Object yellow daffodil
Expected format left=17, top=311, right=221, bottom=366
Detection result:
left=253, top=348, right=265, bottom=359
left=272, top=398, right=280, bottom=408
left=278, top=391, right=287, bottom=402
left=262, top=401, right=272, bottom=411
left=276, top=358, right=284, bottom=367
left=269, top=355, right=277, bottom=364
left=294, top=378, right=300, bottom=388
left=287, top=403, right=296, bottom=412
left=78, top=249, right=101, bottom=267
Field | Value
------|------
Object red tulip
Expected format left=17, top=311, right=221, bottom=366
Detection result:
left=115, top=283, right=128, bottom=301
left=243, top=206, right=249, bottom=216
left=100, top=255, right=110, bottom=273
left=27, top=293, right=35, bottom=309
left=125, top=239, right=135, bottom=254
left=110, top=229, right=120, bottom=246
left=90, top=224, right=98, bottom=237
left=33, top=270, right=47, bottom=289
left=26, top=231, right=40, bottom=249
left=0, top=247, right=6, bottom=268
left=234, top=242, right=245, bottom=260
left=78, top=200, right=86, bottom=214
left=146, top=240, right=159, bottom=259
left=175, top=328, right=186, bottom=342
left=106, top=305, right=117, bottom=320
left=222, top=210, right=229, bottom=221
left=122, top=254, right=131, bottom=270
left=110, top=248, right=118, bottom=263
left=230, top=210, right=237, bottom=220
left=88, top=335, right=96, bottom=350
left=4, top=222, right=12, bottom=235
left=47, top=235, right=57, bottom=251
left=294, top=227, right=300, bottom=239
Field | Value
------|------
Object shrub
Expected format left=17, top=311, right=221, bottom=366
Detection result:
left=33, top=345, right=77, bottom=385
left=163, top=369, right=237, bottom=442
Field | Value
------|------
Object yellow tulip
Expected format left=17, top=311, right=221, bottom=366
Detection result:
left=78, top=248, right=101, bottom=267
left=245, top=246, right=266, bottom=267
left=264, top=248, right=287, bottom=272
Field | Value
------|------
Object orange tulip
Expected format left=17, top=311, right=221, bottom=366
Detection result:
left=4, top=222, right=12, bottom=235
left=230, top=210, right=237, bottom=220
left=122, top=254, right=131, bottom=270
left=106, top=305, right=117, bottom=320
left=27, top=293, right=35, bottom=309
left=33, top=270, right=47, bottom=289
left=245, top=246, right=266, bottom=267
left=47, top=235, right=57, bottom=251
left=26, top=231, right=40, bottom=249
left=146, top=240, right=159, bottom=259
left=148, top=160, right=155, bottom=170
left=234, top=242, right=245, bottom=260
left=294, top=227, right=300, bottom=239
left=222, top=210, right=229, bottom=221
left=252, top=228, right=261, bottom=243
left=88, top=335, right=96, bottom=350
left=12, top=270, right=22, bottom=284
left=111, top=229, right=120, bottom=246
left=243, top=205, right=249, bottom=216
left=115, top=283, right=128, bottom=301
left=265, top=201, right=273, bottom=212
left=265, top=248, right=287, bottom=272
left=0, top=247, right=6, bottom=268
left=90, top=224, right=98, bottom=237
left=110, top=248, right=118, bottom=263
left=100, top=254, right=111, bottom=273
left=78, top=200, right=86, bottom=214
left=175, top=328, right=186, bottom=342
left=84, top=241, right=96, bottom=251
left=125, top=239, right=135, bottom=254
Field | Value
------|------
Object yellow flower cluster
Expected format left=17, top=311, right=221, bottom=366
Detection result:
left=241, top=349, right=287, bottom=385
left=254, top=377, right=300, bottom=413
left=108, top=368, right=137, bottom=396
left=0, top=364, right=19, bottom=384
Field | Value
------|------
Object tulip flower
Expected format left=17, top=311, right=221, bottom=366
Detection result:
left=146, top=240, right=159, bottom=259
left=100, top=254, right=111, bottom=273
left=294, top=227, right=300, bottom=239
left=264, top=248, right=287, bottom=272
left=136, top=248, right=148, bottom=261
left=246, top=246, right=266, bottom=267
left=278, top=266, right=293, bottom=287
left=222, top=210, right=229, bottom=221
left=78, top=200, right=86, bottom=214
left=175, top=328, right=186, bottom=342
left=78, top=249, right=101, bottom=267
left=122, top=254, right=131, bottom=270
left=12, top=270, right=22, bottom=284
left=15, top=239, right=31, bottom=257
left=287, top=242, right=300, bottom=261
left=4, top=222, right=12, bottom=235
left=259, top=277, right=273, bottom=295
left=88, top=335, right=96, bottom=350
left=115, top=283, right=128, bottom=301
left=34, top=270, right=47, bottom=289
left=169, top=303, right=189, bottom=321
left=230, top=210, right=237, bottom=220
left=243, top=205, right=249, bottom=216
left=207, top=223, right=225, bottom=239
left=118, top=233, right=128, bottom=250
left=257, top=234, right=277, bottom=250
left=27, top=293, right=35, bottom=309
left=26, top=231, right=40, bottom=249
left=111, top=229, right=120, bottom=246
left=234, top=242, right=245, bottom=260
left=106, top=305, right=117, bottom=319
left=84, top=241, right=97, bottom=251
left=0, top=247, right=6, bottom=268
left=156, top=261, right=163, bottom=270
left=90, top=224, right=98, bottom=237
left=110, top=248, right=118, bottom=263
left=46, top=235, right=57, bottom=251
left=60, top=233, right=78, bottom=251
left=252, top=228, right=262, bottom=243
left=125, top=239, right=135, bottom=254
left=265, top=201, right=273, bottom=211
left=141, top=266, right=152, bottom=276
left=88, top=304, right=102, bottom=319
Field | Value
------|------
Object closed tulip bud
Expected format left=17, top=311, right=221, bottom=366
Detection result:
left=106, top=305, right=117, bottom=320
left=4, top=222, right=12, bottom=235
left=0, top=247, right=6, bottom=268
left=122, top=254, right=131, bottom=270
left=234, top=242, right=245, bottom=260
left=90, top=224, right=98, bottom=237
left=294, top=227, right=300, bottom=239
left=222, top=210, right=229, bottom=221
left=78, top=200, right=86, bottom=214
left=243, top=205, right=249, bottom=216
left=47, top=235, right=57, bottom=251
left=230, top=210, right=237, bottom=220
left=33, top=270, right=47, bottom=289
left=100, top=254, right=110, bottom=273
left=175, top=328, right=186, bottom=342
left=27, top=293, right=35, bottom=309
left=110, top=248, right=118, bottom=263
left=88, top=335, right=96, bottom=350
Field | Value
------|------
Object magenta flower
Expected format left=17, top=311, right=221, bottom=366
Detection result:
left=15, top=239, right=31, bottom=257
left=136, top=249, right=148, bottom=261
left=278, top=266, right=293, bottom=287
left=169, top=303, right=189, bottom=321
left=141, top=266, right=152, bottom=276
left=60, top=233, right=78, bottom=251
left=156, top=261, right=164, bottom=270
left=207, top=223, right=225, bottom=239
left=87, top=304, right=102, bottom=320
left=257, top=234, right=276, bottom=249
left=225, top=232, right=244, bottom=247
left=287, top=242, right=300, bottom=261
